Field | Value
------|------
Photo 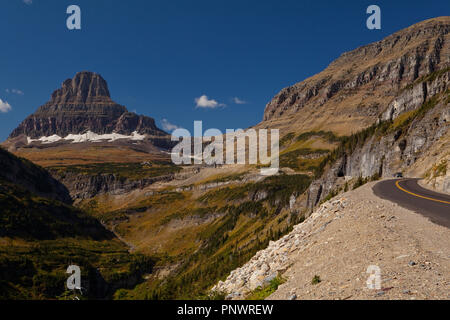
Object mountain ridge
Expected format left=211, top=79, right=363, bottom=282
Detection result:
left=259, top=16, right=450, bottom=136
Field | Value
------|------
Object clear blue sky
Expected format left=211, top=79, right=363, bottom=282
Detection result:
left=0, top=0, right=448, bottom=140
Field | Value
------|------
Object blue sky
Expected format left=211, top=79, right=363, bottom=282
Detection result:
left=0, top=0, right=448, bottom=140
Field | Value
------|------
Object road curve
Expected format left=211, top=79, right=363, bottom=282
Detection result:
left=373, top=178, right=450, bottom=228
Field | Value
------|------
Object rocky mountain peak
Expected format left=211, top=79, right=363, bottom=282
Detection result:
left=50, top=71, right=112, bottom=105
left=7, top=71, right=168, bottom=141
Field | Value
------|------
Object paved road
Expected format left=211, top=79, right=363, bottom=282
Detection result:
left=373, top=179, right=450, bottom=228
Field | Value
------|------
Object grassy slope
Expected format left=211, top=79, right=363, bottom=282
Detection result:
left=13, top=144, right=170, bottom=167
left=278, top=131, right=341, bottom=174
left=78, top=173, right=312, bottom=299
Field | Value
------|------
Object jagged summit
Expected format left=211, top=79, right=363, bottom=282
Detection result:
left=49, top=71, right=112, bottom=105
left=8, top=71, right=168, bottom=140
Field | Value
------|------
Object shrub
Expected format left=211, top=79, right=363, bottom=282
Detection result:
left=311, top=275, right=321, bottom=285
left=352, top=176, right=367, bottom=190
left=247, top=275, right=286, bottom=300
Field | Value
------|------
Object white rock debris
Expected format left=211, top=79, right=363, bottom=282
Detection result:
left=211, top=197, right=347, bottom=298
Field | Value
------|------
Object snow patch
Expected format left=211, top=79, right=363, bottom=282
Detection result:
left=27, top=134, right=63, bottom=144
left=27, top=131, right=146, bottom=144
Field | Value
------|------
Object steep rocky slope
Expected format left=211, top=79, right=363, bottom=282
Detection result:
left=412, top=129, right=450, bottom=194
left=304, top=70, right=449, bottom=208
left=212, top=17, right=450, bottom=300
left=213, top=182, right=450, bottom=300
left=258, top=17, right=449, bottom=136
left=253, top=17, right=450, bottom=209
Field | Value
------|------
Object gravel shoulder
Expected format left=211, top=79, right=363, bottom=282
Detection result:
left=213, top=180, right=449, bottom=300
left=269, top=181, right=449, bottom=300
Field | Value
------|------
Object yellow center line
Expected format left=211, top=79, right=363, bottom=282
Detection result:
left=395, top=180, right=450, bottom=205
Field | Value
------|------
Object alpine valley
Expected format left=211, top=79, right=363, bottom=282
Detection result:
left=1, top=17, right=449, bottom=300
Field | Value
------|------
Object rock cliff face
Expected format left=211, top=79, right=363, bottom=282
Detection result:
left=305, top=70, right=449, bottom=209
left=51, top=170, right=176, bottom=200
left=9, top=71, right=167, bottom=139
left=259, top=17, right=450, bottom=136
left=254, top=17, right=450, bottom=209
